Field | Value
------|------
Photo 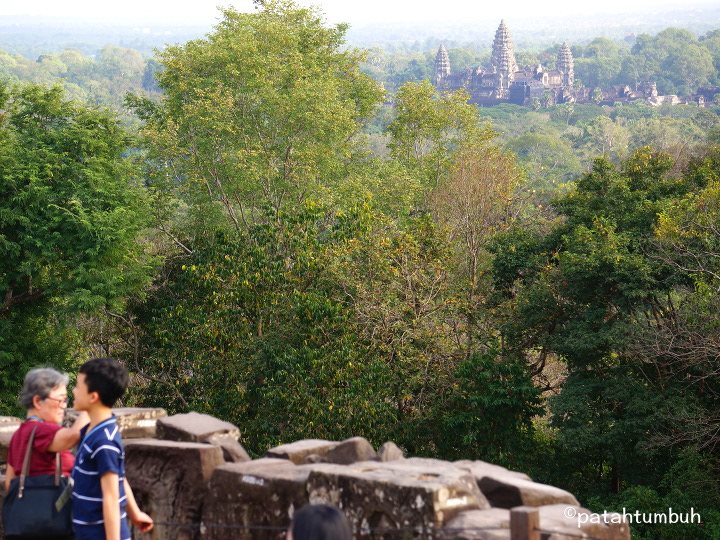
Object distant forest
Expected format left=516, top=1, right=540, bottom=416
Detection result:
left=2, top=22, right=718, bottom=197
left=1, top=4, right=720, bottom=539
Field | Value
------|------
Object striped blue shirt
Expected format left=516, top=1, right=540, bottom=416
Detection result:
left=71, top=416, right=130, bottom=540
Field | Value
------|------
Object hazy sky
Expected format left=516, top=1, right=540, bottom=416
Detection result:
left=1, top=0, right=717, bottom=26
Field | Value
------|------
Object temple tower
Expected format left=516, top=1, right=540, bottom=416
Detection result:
left=434, top=44, right=451, bottom=86
left=557, top=42, right=574, bottom=87
left=490, top=20, right=518, bottom=89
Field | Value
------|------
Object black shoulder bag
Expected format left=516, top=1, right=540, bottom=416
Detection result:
left=2, top=424, right=74, bottom=538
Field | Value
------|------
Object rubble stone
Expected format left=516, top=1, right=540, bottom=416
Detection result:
left=265, top=439, right=338, bottom=465
left=202, top=458, right=311, bottom=540
left=64, top=408, right=167, bottom=439
left=111, top=407, right=167, bottom=438
left=324, top=436, right=377, bottom=465
left=477, top=475, right=578, bottom=509
left=125, top=439, right=224, bottom=540
left=454, top=460, right=531, bottom=482
left=378, top=441, right=405, bottom=462
left=439, top=508, right=510, bottom=539
left=307, top=460, right=489, bottom=538
left=0, top=417, right=22, bottom=463
left=157, top=412, right=250, bottom=463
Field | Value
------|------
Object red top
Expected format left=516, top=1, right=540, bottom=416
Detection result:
left=7, top=420, right=74, bottom=477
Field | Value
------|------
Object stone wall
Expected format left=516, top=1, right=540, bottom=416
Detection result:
left=0, top=411, right=630, bottom=539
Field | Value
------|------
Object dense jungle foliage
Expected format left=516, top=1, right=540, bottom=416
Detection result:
left=1, top=2, right=719, bottom=537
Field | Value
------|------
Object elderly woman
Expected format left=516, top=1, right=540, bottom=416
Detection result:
left=5, top=368, right=89, bottom=493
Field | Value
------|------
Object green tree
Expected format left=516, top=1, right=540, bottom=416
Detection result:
left=581, top=116, right=629, bottom=161
left=131, top=0, right=383, bottom=232
left=430, top=350, right=542, bottom=467
left=126, top=1, right=460, bottom=453
left=491, top=147, right=720, bottom=518
left=621, top=29, right=714, bottom=95
left=387, top=80, right=492, bottom=188
left=429, top=143, right=525, bottom=354
left=506, top=130, right=582, bottom=199
left=574, top=37, right=626, bottom=88
left=0, top=83, right=154, bottom=413
left=126, top=199, right=461, bottom=454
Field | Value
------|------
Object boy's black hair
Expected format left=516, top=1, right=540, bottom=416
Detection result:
left=79, top=358, right=129, bottom=407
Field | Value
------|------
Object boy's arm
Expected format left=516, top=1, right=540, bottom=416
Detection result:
left=124, top=478, right=153, bottom=533
left=100, top=472, right=121, bottom=540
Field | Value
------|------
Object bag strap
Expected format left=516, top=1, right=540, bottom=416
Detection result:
left=55, top=452, right=62, bottom=486
left=18, top=423, right=39, bottom=498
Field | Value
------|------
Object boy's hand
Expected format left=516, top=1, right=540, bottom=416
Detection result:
left=131, top=511, right=154, bottom=533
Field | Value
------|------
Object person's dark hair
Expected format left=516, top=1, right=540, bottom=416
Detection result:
left=290, top=504, right=352, bottom=540
left=79, top=358, right=129, bottom=407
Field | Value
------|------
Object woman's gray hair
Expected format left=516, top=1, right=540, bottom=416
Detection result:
left=19, top=368, right=70, bottom=409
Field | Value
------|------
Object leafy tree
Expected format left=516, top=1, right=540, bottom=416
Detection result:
left=130, top=0, right=383, bottom=233
left=430, top=350, right=542, bottom=467
left=429, top=143, right=525, bottom=353
left=620, top=29, right=715, bottom=95
left=701, top=29, right=720, bottom=82
left=387, top=80, right=492, bottom=188
left=127, top=199, right=460, bottom=454
left=0, top=83, right=154, bottom=413
left=126, top=1, right=458, bottom=453
left=506, top=131, right=582, bottom=199
left=446, top=48, right=485, bottom=74
left=574, top=37, right=626, bottom=88
left=628, top=116, right=705, bottom=155
left=581, top=116, right=629, bottom=161
left=491, top=146, right=720, bottom=532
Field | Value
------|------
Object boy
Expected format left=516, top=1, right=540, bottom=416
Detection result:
left=71, top=358, right=153, bottom=540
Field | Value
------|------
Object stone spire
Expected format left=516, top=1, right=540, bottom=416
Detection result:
left=490, top=20, right=518, bottom=89
left=434, top=44, right=451, bottom=85
left=557, top=42, right=574, bottom=87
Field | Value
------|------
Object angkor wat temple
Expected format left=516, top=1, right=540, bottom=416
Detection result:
left=434, top=20, right=579, bottom=106
left=432, top=20, right=706, bottom=107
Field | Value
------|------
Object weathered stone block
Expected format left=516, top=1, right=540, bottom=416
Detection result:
left=157, top=412, right=239, bottom=441
left=64, top=408, right=167, bottom=439
left=539, top=504, right=630, bottom=540
left=202, top=458, right=311, bottom=540
left=476, top=475, right=578, bottom=509
left=0, top=417, right=22, bottom=463
left=325, top=436, right=377, bottom=465
left=157, top=412, right=250, bottom=463
left=265, top=439, right=338, bottom=465
left=113, top=407, right=167, bottom=439
left=206, top=433, right=251, bottom=463
left=439, top=508, right=510, bottom=539
left=378, top=441, right=405, bottom=462
left=307, top=460, right=489, bottom=538
left=125, top=439, right=224, bottom=540
left=454, top=460, right=531, bottom=482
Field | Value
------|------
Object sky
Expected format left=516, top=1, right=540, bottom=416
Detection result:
left=1, top=0, right=718, bottom=26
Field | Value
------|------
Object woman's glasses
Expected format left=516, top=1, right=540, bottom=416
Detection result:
left=44, top=396, right=69, bottom=406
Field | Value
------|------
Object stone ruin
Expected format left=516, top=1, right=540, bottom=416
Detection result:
left=0, top=410, right=630, bottom=539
